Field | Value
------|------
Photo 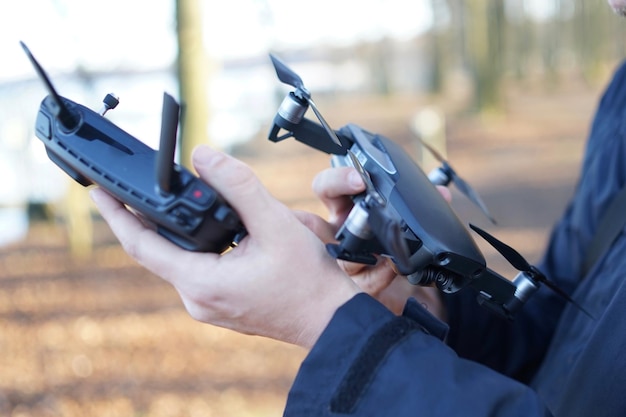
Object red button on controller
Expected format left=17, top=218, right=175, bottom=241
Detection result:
left=183, top=183, right=213, bottom=206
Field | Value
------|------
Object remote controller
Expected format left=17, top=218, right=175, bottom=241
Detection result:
left=21, top=41, right=246, bottom=253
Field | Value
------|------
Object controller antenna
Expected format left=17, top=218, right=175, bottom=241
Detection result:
left=20, top=41, right=80, bottom=131
left=156, top=92, right=180, bottom=195
left=99, top=93, right=119, bottom=116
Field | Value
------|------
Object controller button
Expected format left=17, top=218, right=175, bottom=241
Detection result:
left=213, top=206, right=239, bottom=228
left=169, top=205, right=200, bottom=229
left=183, top=183, right=213, bottom=206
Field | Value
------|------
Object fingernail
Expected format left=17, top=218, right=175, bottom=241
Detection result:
left=89, top=187, right=101, bottom=203
left=192, top=145, right=215, bottom=167
left=348, top=170, right=364, bottom=189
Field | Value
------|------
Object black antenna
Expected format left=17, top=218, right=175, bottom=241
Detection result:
left=20, top=41, right=80, bottom=130
left=156, top=92, right=180, bottom=195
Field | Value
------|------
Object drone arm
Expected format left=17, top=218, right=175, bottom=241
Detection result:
left=427, top=165, right=452, bottom=186
left=470, top=268, right=539, bottom=320
left=269, top=116, right=348, bottom=155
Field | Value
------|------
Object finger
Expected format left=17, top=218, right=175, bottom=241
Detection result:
left=436, top=185, right=452, bottom=203
left=312, top=166, right=365, bottom=198
left=312, top=167, right=365, bottom=224
left=89, top=187, right=201, bottom=281
left=192, top=146, right=287, bottom=237
left=349, top=260, right=397, bottom=295
left=293, top=210, right=338, bottom=243
left=338, top=259, right=368, bottom=275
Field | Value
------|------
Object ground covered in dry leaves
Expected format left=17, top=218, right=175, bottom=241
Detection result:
left=0, top=73, right=607, bottom=416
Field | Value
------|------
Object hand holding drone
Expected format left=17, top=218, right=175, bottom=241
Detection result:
left=268, top=54, right=591, bottom=319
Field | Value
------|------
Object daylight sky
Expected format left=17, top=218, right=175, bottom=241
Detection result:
left=0, top=0, right=435, bottom=82
left=0, top=0, right=557, bottom=246
left=0, top=0, right=555, bottom=83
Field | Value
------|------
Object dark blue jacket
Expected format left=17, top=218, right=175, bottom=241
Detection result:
left=284, top=62, right=626, bottom=416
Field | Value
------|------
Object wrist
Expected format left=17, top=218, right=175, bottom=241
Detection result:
left=293, top=278, right=362, bottom=349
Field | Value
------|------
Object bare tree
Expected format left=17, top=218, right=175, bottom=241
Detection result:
left=176, top=0, right=211, bottom=169
left=464, top=0, right=506, bottom=112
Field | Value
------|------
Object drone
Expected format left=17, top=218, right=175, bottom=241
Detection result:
left=267, top=54, right=591, bottom=319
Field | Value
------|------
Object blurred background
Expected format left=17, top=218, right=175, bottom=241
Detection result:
left=1, top=0, right=625, bottom=416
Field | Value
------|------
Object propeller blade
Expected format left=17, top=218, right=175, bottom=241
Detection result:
left=538, top=275, right=594, bottom=318
left=471, top=224, right=595, bottom=318
left=270, top=53, right=344, bottom=151
left=419, top=136, right=446, bottom=163
left=449, top=166, right=497, bottom=224
left=269, top=53, right=307, bottom=94
left=308, top=98, right=343, bottom=148
left=469, top=224, right=532, bottom=272
left=420, top=137, right=495, bottom=223
left=346, top=150, right=385, bottom=206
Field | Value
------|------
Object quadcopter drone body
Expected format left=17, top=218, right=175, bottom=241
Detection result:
left=268, top=54, right=590, bottom=319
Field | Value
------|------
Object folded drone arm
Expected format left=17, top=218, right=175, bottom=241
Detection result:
left=269, top=115, right=349, bottom=155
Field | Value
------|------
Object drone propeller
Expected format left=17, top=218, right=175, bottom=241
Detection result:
left=270, top=54, right=383, bottom=205
left=420, top=138, right=496, bottom=224
left=270, top=54, right=412, bottom=270
left=270, top=54, right=342, bottom=149
left=270, top=54, right=308, bottom=95
left=469, top=224, right=594, bottom=318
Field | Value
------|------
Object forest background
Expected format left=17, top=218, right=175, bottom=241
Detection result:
left=0, top=1, right=624, bottom=416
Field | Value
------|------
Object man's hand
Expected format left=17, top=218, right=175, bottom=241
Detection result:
left=91, top=145, right=361, bottom=349
left=298, top=166, right=449, bottom=319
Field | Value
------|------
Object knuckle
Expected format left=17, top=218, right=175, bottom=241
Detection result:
left=202, top=152, right=259, bottom=194
left=311, top=173, right=325, bottom=197
left=119, top=236, right=142, bottom=263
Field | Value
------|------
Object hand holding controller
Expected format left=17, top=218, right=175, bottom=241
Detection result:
left=21, top=41, right=246, bottom=253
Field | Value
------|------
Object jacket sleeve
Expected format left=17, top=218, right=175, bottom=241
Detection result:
left=444, top=60, right=626, bottom=383
left=443, top=280, right=566, bottom=383
left=442, top=156, right=580, bottom=383
left=284, top=293, right=551, bottom=416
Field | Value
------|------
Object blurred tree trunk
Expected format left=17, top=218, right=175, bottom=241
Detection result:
left=176, top=0, right=211, bottom=170
left=506, top=0, right=533, bottom=80
left=426, top=28, right=443, bottom=94
left=574, top=0, right=608, bottom=83
left=465, top=0, right=506, bottom=113
left=426, top=0, right=446, bottom=94
left=450, top=0, right=469, bottom=70
left=608, top=5, right=626, bottom=59
left=541, top=0, right=562, bottom=87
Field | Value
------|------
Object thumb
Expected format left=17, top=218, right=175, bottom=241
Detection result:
left=191, top=145, right=283, bottom=236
